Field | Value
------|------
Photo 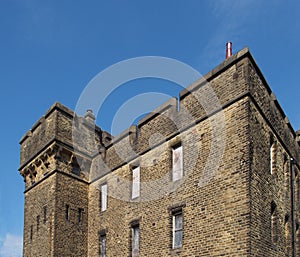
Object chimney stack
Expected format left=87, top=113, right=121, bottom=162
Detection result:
left=226, top=42, right=232, bottom=59
left=84, top=109, right=95, bottom=124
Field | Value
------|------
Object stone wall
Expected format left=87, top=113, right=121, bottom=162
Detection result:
left=248, top=64, right=300, bottom=256
left=53, top=172, right=89, bottom=257
left=87, top=97, right=251, bottom=256
left=20, top=47, right=300, bottom=257
left=23, top=174, right=56, bottom=257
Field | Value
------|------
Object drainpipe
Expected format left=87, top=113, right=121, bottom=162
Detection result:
left=290, top=158, right=296, bottom=257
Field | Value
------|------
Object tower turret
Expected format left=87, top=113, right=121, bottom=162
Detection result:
left=19, top=102, right=107, bottom=257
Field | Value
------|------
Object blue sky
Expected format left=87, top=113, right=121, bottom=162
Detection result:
left=0, top=1, right=299, bottom=256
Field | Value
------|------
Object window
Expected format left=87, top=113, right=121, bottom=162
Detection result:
left=43, top=206, right=47, bottom=224
left=36, top=215, right=40, bottom=232
left=285, top=215, right=290, bottom=256
left=132, top=225, right=140, bottom=257
left=172, top=212, right=183, bottom=249
left=99, top=234, right=106, bottom=257
left=66, top=204, right=70, bottom=221
left=132, top=166, right=140, bottom=199
left=101, top=184, right=107, bottom=212
left=295, top=174, right=300, bottom=206
left=78, top=208, right=84, bottom=223
left=270, top=138, right=275, bottom=175
left=296, top=224, right=300, bottom=256
left=284, top=157, right=289, bottom=196
left=30, top=225, right=33, bottom=242
left=271, top=202, right=277, bottom=244
left=172, top=145, right=183, bottom=181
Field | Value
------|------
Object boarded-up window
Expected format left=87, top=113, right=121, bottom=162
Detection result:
left=132, top=166, right=140, bottom=199
left=101, top=184, right=107, bottom=212
left=172, top=145, right=183, bottom=181
left=270, top=137, right=276, bottom=175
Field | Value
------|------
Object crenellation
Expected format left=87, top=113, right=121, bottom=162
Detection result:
left=20, top=47, right=300, bottom=257
left=138, top=97, right=178, bottom=126
left=248, top=63, right=298, bottom=162
left=20, top=110, right=57, bottom=167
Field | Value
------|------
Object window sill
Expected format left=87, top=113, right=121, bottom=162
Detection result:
left=170, top=247, right=182, bottom=256
left=131, top=196, right=140, bottom=202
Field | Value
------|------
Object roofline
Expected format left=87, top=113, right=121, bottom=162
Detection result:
left=20, top=102, right=103, bottom=144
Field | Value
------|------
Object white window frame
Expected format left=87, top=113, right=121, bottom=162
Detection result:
left=172, top=145, right=183, bottom=181
left=132, top=166, right=140, bottom=199
left=172, top=212, right=183, bottom=249
left=101, top=184, right=107, bottom=212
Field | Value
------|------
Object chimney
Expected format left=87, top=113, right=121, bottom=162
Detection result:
left=226, top=42, right=232, bottom=59
left=84, top=109, right=95, bottom=124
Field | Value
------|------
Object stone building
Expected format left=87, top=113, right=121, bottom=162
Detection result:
left=19, top=47, right=300, bottom=256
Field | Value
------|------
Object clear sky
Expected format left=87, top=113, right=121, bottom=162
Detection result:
left=0, top=1, right=299, bottom=256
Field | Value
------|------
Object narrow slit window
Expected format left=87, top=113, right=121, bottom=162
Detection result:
left=296, top=224, right=300, bottom=256
left=284, top=158, right=289, bottom=195
left=30, top=225, right=33, bottom=242
left=270, top=143, right=273, bottom=174
left=132, top=166, right=140, bottom=199
left=101, top=184, right=107, bottom=212
left=99, top=234, right=106, bottom=257
left=43, top=206, right=47, bottom=224
left=132, top=225, right=140, bottom=257
left=172, top=211, right=183, bottom=249
left=66, top=204, right=70, bottom=221
left=270, top=139, right=275, bottom=175
left=285, top=215, right=290, bottom=256
left=295, top=174, right=300, bottom=206
left=271, top=202, right=277, bottom=244
left=172, top=145, right=183, bottom=181
left=78, top=208, right=84, bottom=223
left=36, top=215, right=40, bottom=232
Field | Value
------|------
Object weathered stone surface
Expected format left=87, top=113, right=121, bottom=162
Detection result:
left=20, top=48, right=300, bottom=256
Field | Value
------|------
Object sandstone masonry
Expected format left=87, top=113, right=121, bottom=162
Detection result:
left=19, top=48, right=300, bottom=256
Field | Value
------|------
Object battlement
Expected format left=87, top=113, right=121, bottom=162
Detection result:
left=20, top=46, right=300, bottom=257
left=19, top=47, right=300, bottom=181
left=19, top=102, right=111, bottom=169
left=95, top=47, right=299, bottom=175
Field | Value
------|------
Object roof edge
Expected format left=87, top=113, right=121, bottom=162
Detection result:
left=180, top=47, right=251, bottom=99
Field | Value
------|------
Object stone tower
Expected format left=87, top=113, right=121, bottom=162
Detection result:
left=19, top=103, right=110, bottom=257
left=20, top=48, right=300, bottom=256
